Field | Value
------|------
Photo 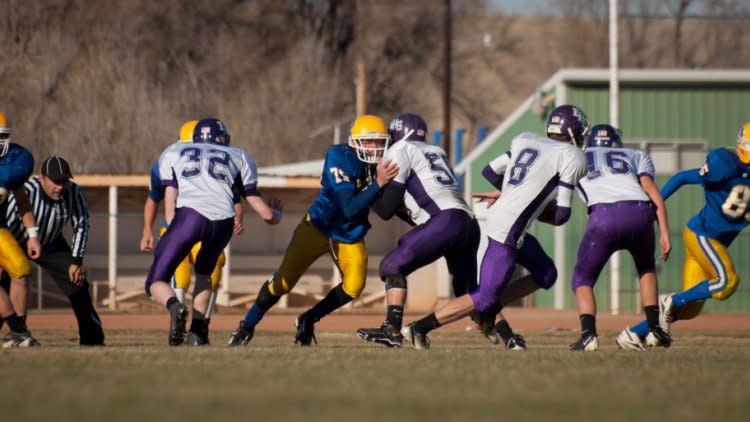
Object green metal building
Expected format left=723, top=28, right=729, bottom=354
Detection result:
left=456, top=69, right=750, bottom=313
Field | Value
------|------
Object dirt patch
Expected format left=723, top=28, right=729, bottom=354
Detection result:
left=27, top=308, right=750, bottom=332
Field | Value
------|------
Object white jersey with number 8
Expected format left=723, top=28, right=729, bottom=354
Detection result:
left=485, top=132, right=587, bottom=248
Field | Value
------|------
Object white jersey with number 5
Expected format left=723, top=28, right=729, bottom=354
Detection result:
left=485, top=132, right=587, bottom=248
left=576, top=146, right=653, bottom=206
left=384, top=140, right=472, bottom=225
left=158, top=142, right=257, bottom=220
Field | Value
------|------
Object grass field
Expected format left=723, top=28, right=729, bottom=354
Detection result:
left=2, top=327, right=749, bottom=422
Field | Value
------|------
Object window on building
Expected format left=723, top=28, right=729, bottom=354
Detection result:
left=623, top=140, right=708, bottom=175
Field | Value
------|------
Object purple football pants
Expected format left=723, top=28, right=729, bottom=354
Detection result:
left=571, top=201, right=656, bottom=290
left=379, top=209, right=480, bottom=296
left=144, top=207, right=234, bottom=295
left=470, top=234, right=557, bottom=312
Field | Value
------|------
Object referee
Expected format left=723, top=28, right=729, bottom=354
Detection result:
left=0, top=155, right=104, bottom=345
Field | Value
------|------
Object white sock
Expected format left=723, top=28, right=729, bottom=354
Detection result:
left=174, top=288, right=186, bottom=305
left=205, top=290, right=218, bottom=319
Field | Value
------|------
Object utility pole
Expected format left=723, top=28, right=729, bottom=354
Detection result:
left=443, top=0, right=452, bottom=162
left=356, top=61, right=366, bottom=116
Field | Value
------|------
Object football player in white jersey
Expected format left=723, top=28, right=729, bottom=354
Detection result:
left=145, top=118, right=282, bottom=346
left=400, top=105, right=589, bottom=349
left=569, top=124, right=672, bottom=351
left=356, top=113, right=483, bottom=348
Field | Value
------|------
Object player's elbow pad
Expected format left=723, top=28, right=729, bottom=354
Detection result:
left=482, top=165, right=504, bottom=189
left=551, top=206, right=571, bottom=225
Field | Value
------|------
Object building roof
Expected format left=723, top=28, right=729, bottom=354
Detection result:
left=73, top=160, right=323, bottom=188
left=455, top=68, right=750, bottom=174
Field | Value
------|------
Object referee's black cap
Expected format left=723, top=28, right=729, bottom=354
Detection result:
left=41, top=155, right=73, bottom=181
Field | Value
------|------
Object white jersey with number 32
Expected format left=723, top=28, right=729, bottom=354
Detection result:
left=485, top=132, right=587, bottom=248
left=158, top=142, right=257, bottom=220
left=384, top=140, right=472, bottom=225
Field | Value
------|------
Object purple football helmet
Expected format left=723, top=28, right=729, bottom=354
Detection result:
left=389, top=113, right=428, bottom=143
left=546, top=104, right=590, bottom=147
left=585, top=124, right=622, bottom=148
left=193, top=118, right=231, bottom=146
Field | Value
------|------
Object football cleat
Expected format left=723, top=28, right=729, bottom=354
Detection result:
left=348, top=115, right=389, bottom=163
left=645, top=326, right=672, bottom=348
left=470, top=311, right=500, bottom=345
left=168, top=302, right=188, bottom=346
left=185, top=331, right=209, bottom=347
left=616, top=327, right=647, bottom=351
left=400, top=323, right=430, bottom=350
left=294, top=313, right=317, bottom=346
left=227, top=321, right=255, bottom=347
left=569, top=333, right=599, bottom=352
left=1, top=330, right=40, bottom=348
left=504, top=333, right=527, bottom=351
left=659, top=294, right=677, bottom=334
left=356, top=322, right=403, bottom=348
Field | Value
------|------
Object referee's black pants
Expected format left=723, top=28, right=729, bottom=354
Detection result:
left=1, top=236, right=105, bottom=345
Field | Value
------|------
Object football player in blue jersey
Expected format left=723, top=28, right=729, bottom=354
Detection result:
left=617, top=123, right=750, bottom=350
left=140, top=119, right=244, bottom=345
left=228, top=115, right=399, bottom=346
left=0, top=112, right=42, bottom=347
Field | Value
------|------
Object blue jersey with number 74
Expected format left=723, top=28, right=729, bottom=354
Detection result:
left=308, top=144, right=374, bottom=243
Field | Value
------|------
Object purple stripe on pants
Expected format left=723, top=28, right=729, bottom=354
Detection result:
left=379, top=209, right=480, bottom=295
left=571, top=201, right=655, bottom=291
left=471, top=234, right=556, bottom=312
left=144, top=207, right=234, bottom=295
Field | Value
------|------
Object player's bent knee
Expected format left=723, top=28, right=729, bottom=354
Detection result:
left=676, top=301, right=704, bottom=320
left=711, top=273, right=740, bottom=301
left=384, top=273, right=407, bottom=290
left=474, top=298, right=499, bottom=313
left=534, top=265, right=558, bottom=290
left=341, top=278, right=365, bottom=299
left=193, top=275, right=212, bottom=294
left=342, top=279, right=365, bottom=299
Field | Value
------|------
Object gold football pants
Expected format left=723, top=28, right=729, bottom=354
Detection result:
left=267, top=215, right=367, bottom=299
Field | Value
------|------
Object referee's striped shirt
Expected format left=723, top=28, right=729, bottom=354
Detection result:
left=6, top=176, right=90, bottom=262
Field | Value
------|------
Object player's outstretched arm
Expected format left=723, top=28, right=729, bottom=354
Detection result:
left=660, top=169, right=701, bottom=200
left=14, top=187, right=40, bottom=259
left=471, top=191, right=501, bottom=207
left=140, top=198, right=159, bottom=252
left=246, top=195, right=282, bottom=225
left=641, top=175, right=672, bottom=261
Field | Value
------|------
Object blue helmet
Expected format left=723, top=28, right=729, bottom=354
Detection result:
left=193, top=118, right=231, bottom=146
left=586, top=124, right=622, bottom=148
left=389, top=113, right=428, bottom=143
left=546, top=104, right=590, bottom=147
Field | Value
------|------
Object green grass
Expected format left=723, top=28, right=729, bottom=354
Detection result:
left=2, top=329, right=749, bottom=422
